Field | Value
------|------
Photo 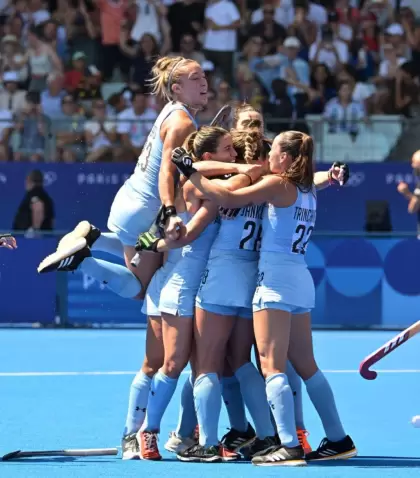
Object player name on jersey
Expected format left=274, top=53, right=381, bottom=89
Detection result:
left=294, top=206, right=316, bottom=223
left=240, top=204, right=265, bottom=220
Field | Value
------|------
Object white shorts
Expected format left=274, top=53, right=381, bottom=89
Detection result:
left=252, top=253, right=315, bottom=313
left=196, top=250, right=257, bottom=316
left=107, top=183, right=160, bottom=246
left=141, top=261, right=176, bottom=317
left=159, top=257, right=208, bottom=317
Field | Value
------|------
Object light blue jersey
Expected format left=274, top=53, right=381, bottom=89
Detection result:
left=196, top=205, right=265, bottom=318
left=253, top=187, right=317, bottom=313
left=159, top=210, right=220, bottom=317
left=107, top=102, right=197, bottom=246
left=141, top=212, right=189, bottom=317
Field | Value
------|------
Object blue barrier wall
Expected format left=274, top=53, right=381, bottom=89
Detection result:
left=0, top=162, right=418, bottom=233
left=0, top=237, right=418, bottom=328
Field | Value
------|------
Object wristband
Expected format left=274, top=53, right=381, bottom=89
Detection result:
left=243, top=173, right=253, bottom=185
left=163, top=205, right=177, bottom=219
left=327, top=169, right=333, bottom=185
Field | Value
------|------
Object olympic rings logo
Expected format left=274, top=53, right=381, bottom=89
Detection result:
left=344, top=172, right=365, bottom=187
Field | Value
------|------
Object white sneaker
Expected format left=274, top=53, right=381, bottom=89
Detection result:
left=164, top=431, right=197, bottom=453
left=122, top=433, right=140, bottom=460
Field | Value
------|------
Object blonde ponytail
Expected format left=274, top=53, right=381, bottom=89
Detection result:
left=231, top=129, right=263, bottom=163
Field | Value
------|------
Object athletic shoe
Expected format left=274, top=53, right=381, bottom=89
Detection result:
left=177, top=444, right=221, bottom=463
left=58, top=220, right=101, bottom=250
left=138, top=430, right=162, bottom=460
left=37, top=237, right=91, bottom=273
left=121, top=433, right=140, bottom=460
left=164, top=431, right=197, bottom=453
left=297, top=428, right=312, bottom=454
left=251, top=444, right=306, bottom=467
left=219, top=445, right=241, bottom=462
left=221, top=423, right=256, bottom=452
left=305, top=436, right=357, bottom=461
left=241, top=435, right=279, bottom=460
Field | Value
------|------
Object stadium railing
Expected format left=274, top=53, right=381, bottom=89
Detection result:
left=0, top=231, right=417, bottom=331
left=0, top=114, right=405, bottom=163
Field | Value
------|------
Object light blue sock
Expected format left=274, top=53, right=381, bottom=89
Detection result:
left=176, top=373, right=198, bottom=438
left=92, top=232, right=124, bottom=259
left=266, top=373, right=299, bottom=447
left=235, top=362, right=275, bottom=438
left=286, top=361, right=305, bottom=430
left=80, top=257, right=142, bottom=298
left=305, top=370, right=346, bottom=442
left=141, top=370, right=178, bottom=432
left=124, top=371, right=152, bottom=435
left=221, top=376, right=248, bottom=432
left=194, top=373, right=221, bottom=446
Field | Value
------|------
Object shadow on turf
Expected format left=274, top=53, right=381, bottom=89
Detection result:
left=312, top=456, right=420, bottom=468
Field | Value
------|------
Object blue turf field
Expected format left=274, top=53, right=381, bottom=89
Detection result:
left=1, top=329, right=420, bottom=478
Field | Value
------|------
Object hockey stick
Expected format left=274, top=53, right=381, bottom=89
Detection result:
left=359, top=320, right=420, bottom=380
left=2, top=447, right=118, bottom=461
left=130, top=105, right=233, bottom=267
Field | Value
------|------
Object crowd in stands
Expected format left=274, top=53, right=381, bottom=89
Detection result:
left=0, top=0, right=418, bottom=162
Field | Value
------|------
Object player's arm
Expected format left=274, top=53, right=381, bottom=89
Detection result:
left=136, top=200, right=218, bottom=253
left=159, top=113, right=196, bottom=238
left=190, top=173, right=281, bottom=208
left=159, top=113, right=195, bottom=208
left=195, top=161, right=263, bottom=178
left=397, top=182, right=420, bottom=214
left=314, top=162, right=349, bottom=190
left=191, top=173, right=257, bottom=200
left=157, top=199, right=218, bottom=251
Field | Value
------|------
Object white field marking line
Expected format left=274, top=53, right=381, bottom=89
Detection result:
left=1, top=369, right=420, bottom=377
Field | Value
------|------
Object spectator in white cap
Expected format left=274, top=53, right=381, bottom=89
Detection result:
left=384, top=23, right=410, bottom=58
left=0, top=35, right=28, bottom=83
left=0, top=71, right=27, bottom=115
left=280, top=36, right=310, bottom=116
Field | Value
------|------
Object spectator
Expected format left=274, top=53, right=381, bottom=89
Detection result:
left=64, top=52, right=89, bottom=93
left=130, top=0, right=168, bottom=48
left=392, top=61, right=419, bottom=117
left=25, top=25, right=63, bottom=92
left=280, top=37, right=310, bottom=116
left=287, top=1, right=317, bottom=53
left=0, top=106, right=13, bottom=161
left=0, top=71, right=27, bottom=114
left=13, top=91, right=47, bottom=162
left=247, top=4, right=287, bottom=55
left=119, top=31, right=160, bottom=88
left=309, top=24, right=348, bottom=72
left=40, top=73, right=65, bottom=118
left=96, top=0, right=128, bottom=81
left=263, top=78, right=293, bottom=134
left=59, top=0, right=99, bottom=66
left=167, top=0, right=205, bottom=52
left=117, top=88, right=157, bottom=161
left=84, top=99, right=117, bottom=162
left=0, top=35, right=28, bottom=83
left=324, top=81, right=367, bottom=136
left=384, top=23, right=410, bottom=58
left=12, top=169, right=55, bottom=233
left=73, top=66, right=103, bottom=116
left=169, top=33, right=206, bottom=64
left=377, top=43, right=406, bottom=79
left=250, top=0, right=293, bottom=28
left=53, top=94, right=85, bottom=163
left=306, top=63, right=336, bottom=114
left=203, top=0, right=241, bottom=86
left=29, top=0, right=51, bottom=26
left=108, top=93, right=127, bottom=116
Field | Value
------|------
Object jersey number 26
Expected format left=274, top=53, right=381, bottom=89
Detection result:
left=239, top=220, right=263, bottom=252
